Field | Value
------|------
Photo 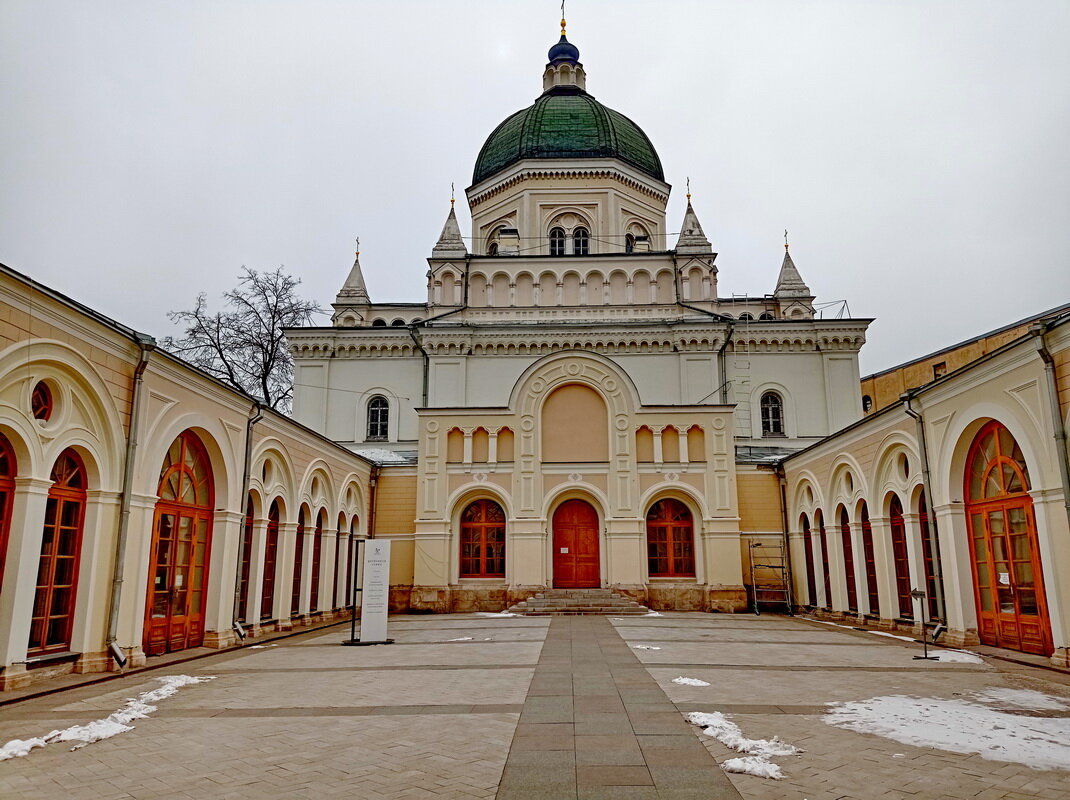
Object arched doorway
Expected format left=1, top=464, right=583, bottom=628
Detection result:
left=965, top=420, right=1051, bottom=655
left=145, top=431, right=214, bottom=656
left=815, top=510, right=832, bottom=608
left=291, top=507, right=307, bottom=617
left=838, top=506, right=858, bottom=612
left=260, top=499, right=280, bottom=621
left=310, top=510, right=324, bottom=614
left=0, top=433, right=16, bottom=591
left=237, top=496, right=254, bottom=623
left=459, top=499, right=506, bottom=578
left=800, top=513, right=816, bottom=607
left=888, top=494, right=913, bottom=619
left=859, top=502, right=879, bottom=615
left=646, top=498, right=695, bottom=577
left=552, top=499, right=599, bottom=588
left=28, top=449, right=87, bottom=656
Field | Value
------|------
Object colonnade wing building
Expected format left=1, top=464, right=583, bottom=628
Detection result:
left=288, top=30, right=871, bottom=614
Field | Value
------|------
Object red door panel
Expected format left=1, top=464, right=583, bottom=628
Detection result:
left=552, top=500, right=599, bottom=588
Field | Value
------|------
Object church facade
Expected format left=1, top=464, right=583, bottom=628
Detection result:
left=288, top=28, right=870, bottom=613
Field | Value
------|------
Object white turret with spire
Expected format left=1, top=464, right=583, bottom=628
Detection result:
left=773, top=233, right=815, bottom=319
left=675, top=182, right=712, bottom=254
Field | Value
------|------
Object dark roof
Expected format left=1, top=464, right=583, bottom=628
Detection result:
left=471, top=86, right=664, bottom=186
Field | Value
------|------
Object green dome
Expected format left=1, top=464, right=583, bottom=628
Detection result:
left=472, top=86, right=664, bottom=185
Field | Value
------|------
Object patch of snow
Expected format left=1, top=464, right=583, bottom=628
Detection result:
left=824, top=694, right=1070, bottom=770
left=686, top=712, right=801, bottom=758
left=673, top=677, right=711, bottom=687
left=632, top=644, right=662, bottom=651
left=686, top=711, right=801, bottom=780
left=0, top=675, right=215, bottom=761
left=475, top=611, right=518, bottom=618
left=354, top=448, right=411, bottom=464
left=722, top=756, right=785, bottom=779
left=644, top=611, right=663, bottom=617
left=247, top=644, right=277, bottom=649
left=870, top=631, right=917, bottom=642
left=931, top=649, right=984, bottom=664
left=975, top=689, right=1070, bottom=711
left=448, top=637, right=473, bottom=642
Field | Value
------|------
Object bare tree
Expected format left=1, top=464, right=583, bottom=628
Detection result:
left=163, top=266, right=322, bottom=412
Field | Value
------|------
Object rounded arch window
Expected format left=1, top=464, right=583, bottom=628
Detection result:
left=760, top=391, right=785, bottom=437
left=573, top=227, right=590, bottom=256
left=459, top=499, right=506, bottom=578
left=739, top=312, right=754, bottom=321
left=367, top=396, right=389, bottom=441
left=862, top=395, right=873, bottom=413
left=261, top=499, right=281, bottom=621
left=371, top=319, right=387, bottom=327
left=646, top=498, right=695, bottom=577
left=549, top=227, right=566, bottom=256
left=487, top=242, right=499, bottom=256
left=28, top=448, right=88, bottom=655
left=31, top=381, right=53, bottom=421
left=967, top=420, right=1031, bottom=501
left=758, top=312, right=775, bottom=321
left=625, top=233, right=636, bottom=253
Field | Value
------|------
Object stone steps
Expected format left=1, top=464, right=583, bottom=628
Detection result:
left=506, top=588, right=651, bottom=616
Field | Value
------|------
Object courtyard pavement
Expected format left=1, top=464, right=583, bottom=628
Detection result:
left=1, top=612, right=1069, bottom=798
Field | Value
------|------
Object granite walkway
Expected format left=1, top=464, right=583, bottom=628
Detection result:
left=496, top=615, right=740, bottom=799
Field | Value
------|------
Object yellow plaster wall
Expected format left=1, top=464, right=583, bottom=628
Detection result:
left=737, top=469, right=783, bottom=532
left=541, top=383, right=608, bottom=462
left=374, top=470, right=417, bottom=584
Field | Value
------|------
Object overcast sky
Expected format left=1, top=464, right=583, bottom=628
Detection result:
left=2, top=0, right=1068, bottom=374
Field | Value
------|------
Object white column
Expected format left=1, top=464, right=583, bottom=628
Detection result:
left=679, top=433, right=689, bottom=465
left=0, top=478, right=51, bottom=671
left=870, top=515, right=897, bottom=621
left=462, top=430, right=473, bottom=465
left=322, top=527, right=338, bottom=611
left=206, top=509, right=245, bottom=641
left=850, top=521, right=871, bottom=616
left=652, top=429, right=663, bottom=465
left=276, top=521, right=298, bottom=624
left=488, top=432, right=498, bottom=465
left=246, top=518, right=268, bottom=626
left=299, top=531, right=315, bottom=616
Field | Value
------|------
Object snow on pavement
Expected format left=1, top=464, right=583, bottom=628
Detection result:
left=673, top=676, right=711, bottom=686
left=686, top=710, right=801, bottom=779
left=632, top=644, right=661, bottom=651
left=824, top=690, right=1070, bottom=770
left=0, top=675, right=214, bottom=762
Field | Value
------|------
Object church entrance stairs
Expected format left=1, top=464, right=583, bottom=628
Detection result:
left=506, top=588, right=651, bottom=616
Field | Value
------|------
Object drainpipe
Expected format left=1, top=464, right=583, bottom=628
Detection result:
left=407, top=326, right=430, bottom=408
left=366, top=464, right=380, bottom=539
left=105, top=335, right=156, bottom=665
left=775, top=462, right=796, bottom=613
left=901, top=392, right=946, bottom=621
left=717, top=321, right=735, bottom=404
left=232, top=400, right=263, bottom=631
left=1033, top=323, right=1070, bottom=525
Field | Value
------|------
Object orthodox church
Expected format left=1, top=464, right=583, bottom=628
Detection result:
left=288, top=22, right=871, bottom=612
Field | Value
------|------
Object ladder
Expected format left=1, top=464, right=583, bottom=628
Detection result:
left=746, top=537, right=793, bottom=615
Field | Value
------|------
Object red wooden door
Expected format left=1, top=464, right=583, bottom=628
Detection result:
left=145, top=431, right=213, bottom=656
left=552, top=500, right=599, bottom=588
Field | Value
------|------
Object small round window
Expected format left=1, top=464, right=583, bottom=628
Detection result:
left=31, top=381, right=53, bottom=421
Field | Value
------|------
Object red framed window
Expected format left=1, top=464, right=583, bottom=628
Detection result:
left=801, top=514, right=817, bottom=606
left=918, top=492, right=943, bottom=621
left=28, top=449, right=86, bottom=655
left=31, top=381, right=53, bottom=421
left=0, top=434, right=16, bottom=592
left=816, top=512, right=832, bottom=608
left=838, top=507, right=858, bottom=611
left=646, top=499, right=695, bottom=577
left=859, top=503, right=879, bottom=614
left=238, top=497, right=254, bottom=623
left=260, top=500, right=280, bottom=620
left=291, top=508, right=306, bottom=616
left=889, top=494, right=913, bottom=618
left=459, top=499, right=506, bottom=578
left=310, top=511, right=324, bottom=613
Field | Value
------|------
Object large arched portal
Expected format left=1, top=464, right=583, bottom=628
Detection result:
left=552, top=499, right=600, bottom=588
left=964, top=420, right=1052, bottom=656
left=145, top=431, right=214, bottom=656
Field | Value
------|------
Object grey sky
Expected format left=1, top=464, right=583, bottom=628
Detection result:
left=2, top=0, right=1068, bottom=374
